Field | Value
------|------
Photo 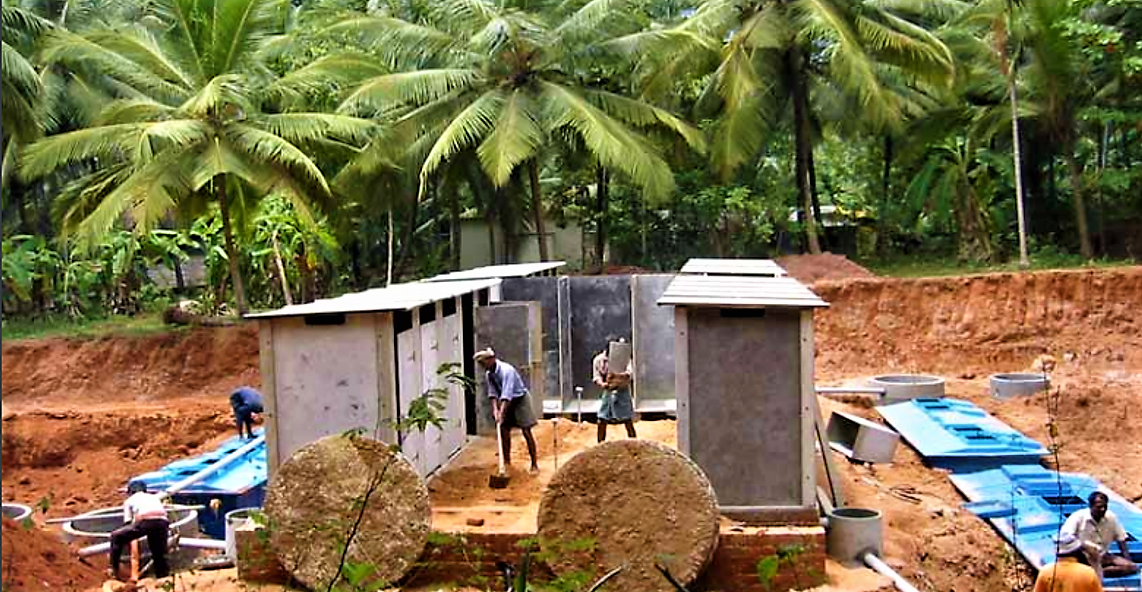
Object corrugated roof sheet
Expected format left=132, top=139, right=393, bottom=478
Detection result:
left=426, top=262, right=565, bottom=282
left=245, top=278, right=501, bottom=319
left=679, top=258, right=787, bottom=277
left=657, top=274, right=828, bottom=308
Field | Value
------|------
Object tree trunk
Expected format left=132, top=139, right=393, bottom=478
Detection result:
left=386, top=208, right=394, bottom=286
left=807, top=146, right=827, bottom=251
left=789, top=50, right=821, bottom=255
left=1062, top=140, right=1094, bottom=259
left=271, top=229, right=293, bottom=305
left=595, top=166, right=609, bottom=272
left=450, top=183, right=462, bottom=271
left=217, top=180, right=248, bottom=315
left=528, top=160, right=549, bottom=261
left=1008, top=74, right=1030, bottom=268
left=882, top=135, right=893, bottom=203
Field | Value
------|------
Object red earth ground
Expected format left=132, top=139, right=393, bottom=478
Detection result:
left=2, top=259, right=1140, bottom=591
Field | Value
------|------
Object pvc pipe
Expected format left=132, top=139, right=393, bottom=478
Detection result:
left=816, top=386, right=887, bottom=395
left=864, top=553, right=922, bottom=592
left=180, top=538, right=226, bottom=550
left=47, top=505, right=205, bottom=525
left=164, top=434, right=265, bottom=495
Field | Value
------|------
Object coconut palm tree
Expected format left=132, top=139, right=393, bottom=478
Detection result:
left=334, top=0, right=706, bottom=261
left=2, top=1, right=52, bottom=189
left=610, top=0, right=956, bottom=254
left=18, top=0, right=380, bottom=313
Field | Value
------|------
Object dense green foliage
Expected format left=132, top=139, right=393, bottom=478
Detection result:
left=2, top=0, right=1140, bottom=320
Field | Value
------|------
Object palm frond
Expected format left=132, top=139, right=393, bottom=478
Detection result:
left=555, top=0, right=636, bottom=45
left=40, top=29, right=192, bottom=104
left=325, top=15, right=458, bottom=66
left=584, top=89, right=707, bottom=152
left=180, top=74, right=248, bottom=117
left=210, top=0, right=288, bottom=75
left=224, top=122, right=332, bottom=195
left=340, top=68, right=480, bottom=115
left=477, top=89, right=543, bottom=186
left=1, top=4, right=53, bottom=39
left=264, top=53, right=389, bottom=104
left=709, top=94, right=768, bottom=180
left=540, top=81, right=674, bottom=198
left=794, top=0, right=896, bottom=123
left=257, top=113, right=379, bottom=146
left=420, top=90, right=504, bottom=188
left=20, top=120, right=210, bottom=180
left=93, top=98, right=179, bottom=125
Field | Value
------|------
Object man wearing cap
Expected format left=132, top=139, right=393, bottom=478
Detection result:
left=108, top=481, right=171, bottom=581
left=1061, top=491, right=1138, bottom=578
left=474, top=348, right=539, bottom=473
left=1035, top=532, right=1103, bottom=592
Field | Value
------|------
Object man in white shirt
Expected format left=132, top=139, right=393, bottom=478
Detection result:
left=109, top=481, right=171, bottom=580
left=1061, top=491, right=1138, bottom=578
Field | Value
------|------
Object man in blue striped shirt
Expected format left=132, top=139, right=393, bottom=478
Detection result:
left=475, top=348, right=539, bottom=473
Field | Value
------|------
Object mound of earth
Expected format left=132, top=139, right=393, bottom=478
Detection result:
left=2, top=410, right=234, bottom=516
left=1, top=517, right=104, bottom=591
left=813, top=267, right=1142, bottom=377
left=1, top=325, right=259, bottom=411
left=777, top=253, right=876, bottom=283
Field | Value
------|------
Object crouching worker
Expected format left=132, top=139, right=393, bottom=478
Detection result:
left=230, top=386, right=264, bottom=439
left=109, top=481, right=170, bottom=581
left=1062, top=491, right=1139, bottom=579
left=1034, top=533, right=1102, bottom=592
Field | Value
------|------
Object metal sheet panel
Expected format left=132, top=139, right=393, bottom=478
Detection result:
left=426, top=262, right=566, bottom=282
left=658, top=275, right=828, bottom=308
left=246, top=278, right=501, bottom=318
left=876, top=398, right=1048, bottom=472
left=679, top=258, right=787, bottom=276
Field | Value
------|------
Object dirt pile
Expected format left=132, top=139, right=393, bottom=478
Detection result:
left=1, top=325, right=259, bottom=412
left=2, top=410, right=234, bottom=516
left=813, top=267, right=1142, bottom=377
left=777, top=253, right=876, bottom=283
left=1, top=517, right=104, bottom=591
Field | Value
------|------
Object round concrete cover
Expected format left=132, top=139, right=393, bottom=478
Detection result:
left=537, top=440, right=720, bottom=592
left=265, top=435, right=430, bottom=590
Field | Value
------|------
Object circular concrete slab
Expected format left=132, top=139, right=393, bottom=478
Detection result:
left=537, top=440, right=719, bottom=592
left=990, top=373, right=1049, bottom=399
left=264, top=435, right=429, bottom=590
left=868, top=374, right=945, bottom=401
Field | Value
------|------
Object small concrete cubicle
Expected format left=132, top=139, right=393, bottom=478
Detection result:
left=248, top=279, right=500, bottom=478
left=658, top=259, right=828, bottom=524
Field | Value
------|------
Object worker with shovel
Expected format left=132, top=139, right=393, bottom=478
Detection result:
left=475, top=349, right=539, bottom=477
left=108, top=481, right=170, bottom=581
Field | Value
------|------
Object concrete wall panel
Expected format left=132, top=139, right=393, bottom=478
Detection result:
left=271, top=314, right=381, bottom=465
left=631, top=275, right=676, bottom=407
left=568, top=276, right=632, bottom=402
left=683, top=308, right=803, bottom=507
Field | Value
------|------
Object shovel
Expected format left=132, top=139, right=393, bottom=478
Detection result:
left=489, top=414, right=510, bottom=489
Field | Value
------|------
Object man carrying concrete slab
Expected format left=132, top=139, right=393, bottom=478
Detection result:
left=1062, top=491, right=1138, bottom=579
left=593, top=337, right=636, bottom=443
left=230, top=386, right=263, bottom=439
left=475, top=348, right=539, bottom=473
